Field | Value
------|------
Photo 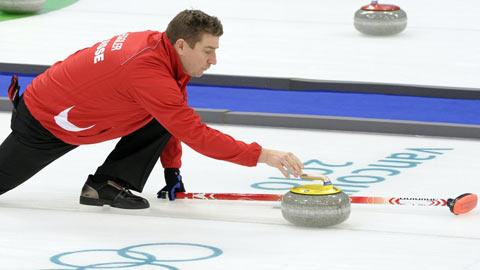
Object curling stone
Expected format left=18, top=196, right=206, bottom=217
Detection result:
left=0, top=0, right=45, bottom=14
left=281, top=181, right=350, bottom=227
left=354, top=1, right=407, bottom=36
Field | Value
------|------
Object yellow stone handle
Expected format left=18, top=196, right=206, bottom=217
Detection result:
left=299, top=173, right=329, bottom=182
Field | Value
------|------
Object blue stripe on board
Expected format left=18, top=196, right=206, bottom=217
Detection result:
left=1, top=73, right=479, bottom=125
left=187, top=85, right=480, bottom=125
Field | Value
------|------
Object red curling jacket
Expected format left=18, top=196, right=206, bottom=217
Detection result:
left=23, top=31, right=262, bottom=168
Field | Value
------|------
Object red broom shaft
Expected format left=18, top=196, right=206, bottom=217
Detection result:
left=175, top=192, right=448, bottom=206
left=176, top=192, right=283, bottom=201
left=349, top=196, right=447, bottom=206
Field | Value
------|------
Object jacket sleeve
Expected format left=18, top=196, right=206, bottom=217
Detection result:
left=130, top=73, right=262, bottom=167
left=161, top=136, right=182, bottom=168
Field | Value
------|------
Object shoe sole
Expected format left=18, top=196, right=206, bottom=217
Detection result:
left=79, top=196, right=149, bottom=210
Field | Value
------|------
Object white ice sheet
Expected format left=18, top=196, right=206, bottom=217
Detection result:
left=0, top=0, right=479, bottom=88
left=0, top=112, right=478, bottom=269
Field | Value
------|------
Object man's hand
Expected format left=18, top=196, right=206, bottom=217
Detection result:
left=258, top=148, right=303, bottom=178
left=157, top=168, right=185, bottom=200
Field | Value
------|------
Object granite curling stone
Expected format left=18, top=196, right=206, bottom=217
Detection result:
left=354, top=0, right=407, bottom=36
left=0, top=0, right=45, bottom=13
left=281, top=182, right=351, bottom=227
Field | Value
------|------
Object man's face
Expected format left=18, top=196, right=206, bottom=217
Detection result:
left=175, top=33, right=219, bottom=77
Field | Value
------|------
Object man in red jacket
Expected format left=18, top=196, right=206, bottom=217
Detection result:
left=0, top=9, right=303, bottom=209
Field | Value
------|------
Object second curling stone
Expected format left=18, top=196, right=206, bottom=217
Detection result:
left=354, top=1, right=407, bottom=36
left=0, top=0, right=45, bottom=13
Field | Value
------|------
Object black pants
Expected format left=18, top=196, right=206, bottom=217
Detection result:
left=0, top=97, right=171, bottom=194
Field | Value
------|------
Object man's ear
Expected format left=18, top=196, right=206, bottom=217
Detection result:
left=174, top=39, right=186, bottom=56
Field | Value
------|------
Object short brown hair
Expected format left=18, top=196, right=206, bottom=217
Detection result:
left=166, top=9, right=223, bottom=48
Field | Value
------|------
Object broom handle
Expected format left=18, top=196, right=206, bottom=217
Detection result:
left=175, top=192, right=449, bottom=207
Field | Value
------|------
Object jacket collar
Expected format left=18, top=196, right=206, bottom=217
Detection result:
left=161, top=32, right=190, bottom=88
